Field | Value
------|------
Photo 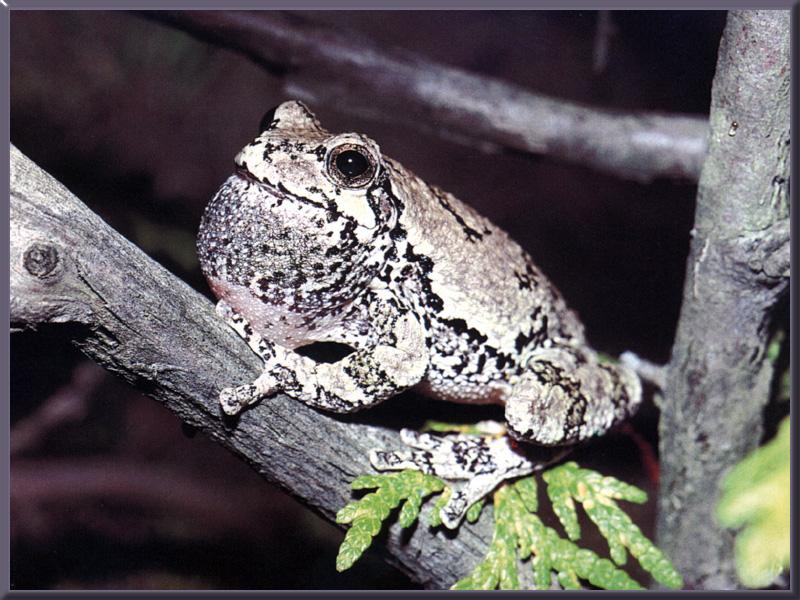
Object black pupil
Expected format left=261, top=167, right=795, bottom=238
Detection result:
left=335, top=150, right=370, bottom=179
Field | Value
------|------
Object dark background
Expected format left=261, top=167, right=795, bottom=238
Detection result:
left=11, top=10, right=727, bottom=590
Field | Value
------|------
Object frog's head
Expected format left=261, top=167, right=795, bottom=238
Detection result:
left=198, top=101, right=402, bottom=320
left=234, top=101, right=397, bottom=233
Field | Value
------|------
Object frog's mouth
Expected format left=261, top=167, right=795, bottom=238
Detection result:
left=235, top=166, right=261, bottom=184
left=232, top=166, right=383, bottom=231
left=233, top=167, right=330, bottom=213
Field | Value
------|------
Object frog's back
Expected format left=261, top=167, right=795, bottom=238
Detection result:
left=384, top=160, right=586, bottom=403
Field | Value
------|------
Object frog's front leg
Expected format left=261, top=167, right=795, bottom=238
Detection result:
left=215, top=300, right=429, bottom=415
left=504, top=346, right=642, bottom=445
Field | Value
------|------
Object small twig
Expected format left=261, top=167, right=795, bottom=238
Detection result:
left=142, top=10, right=708, bottom=183
left=619, top=351, right=666, bottom=390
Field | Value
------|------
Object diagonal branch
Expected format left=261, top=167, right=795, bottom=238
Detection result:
left=142, top=10, right=708, bottom=183
left=9, top=143, right=494, bottom=589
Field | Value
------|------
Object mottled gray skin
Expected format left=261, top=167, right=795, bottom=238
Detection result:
left=197, top=101, right=641, bottom=527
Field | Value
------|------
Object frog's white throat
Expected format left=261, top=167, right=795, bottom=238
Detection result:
left=198, top=174, right=396, bottom=344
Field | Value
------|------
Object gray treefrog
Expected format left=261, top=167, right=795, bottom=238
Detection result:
left=197, top=101, right=642, bottom=528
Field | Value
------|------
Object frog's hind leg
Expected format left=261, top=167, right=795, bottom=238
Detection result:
left=505, top=347, right=642, bottom=446
left=370, top=428, right=545, bottom=529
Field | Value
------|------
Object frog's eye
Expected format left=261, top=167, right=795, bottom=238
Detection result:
left=326, top=143, right=378, bottom=188
left=259, top=105, right=280, bottom=132
left=336, top=150, right=370, bottom=179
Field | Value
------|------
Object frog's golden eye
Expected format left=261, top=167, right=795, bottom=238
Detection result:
left=326, top=144, right=378, bottom=188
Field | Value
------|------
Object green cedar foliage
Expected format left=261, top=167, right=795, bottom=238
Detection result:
left=717, top=416, right=790, bottom=588
left=335, top=460, right=683, bottom=589
left=335, top=470, right=444, bottom=572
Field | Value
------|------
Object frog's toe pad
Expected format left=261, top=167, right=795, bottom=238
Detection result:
left=219, top=384, right=258, bottom=416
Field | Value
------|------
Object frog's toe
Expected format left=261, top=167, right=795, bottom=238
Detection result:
left=399, top=428, right=445, bottom=450
left=369, top=448, right=437, bottom=474
left=439, top=472, right=508, bottom=529
left=440, top=489, right=471, bottom=529
left=219, top=384, right=257, bottom=415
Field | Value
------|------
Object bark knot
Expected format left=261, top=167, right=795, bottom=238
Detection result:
left=23, top=242, right=61, bottom=279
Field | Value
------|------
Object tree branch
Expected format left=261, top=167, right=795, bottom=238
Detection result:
left=142, top=10, right=708, bottom=183
left=9, top=143, right=494, bottom=589
left=656, top=10, right=790, bottom=589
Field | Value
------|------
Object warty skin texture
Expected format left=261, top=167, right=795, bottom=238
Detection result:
left=197, top=101, right=641, bottom=527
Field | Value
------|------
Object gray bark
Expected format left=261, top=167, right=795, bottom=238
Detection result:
left=9, top=143, right=494, bottom=589
left=143, top=10, right=708, bottom=183
left=656, top=10, right=790, bottom=589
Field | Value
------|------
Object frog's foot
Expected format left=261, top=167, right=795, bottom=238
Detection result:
left=219, top=369, right=281, bottom=416
left=220, top=384, right=256, bottom=416
left=369, top=428, right=537, bottom=529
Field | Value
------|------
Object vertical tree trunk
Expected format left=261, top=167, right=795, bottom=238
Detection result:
left=656, top=10, right=790, bottom=589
